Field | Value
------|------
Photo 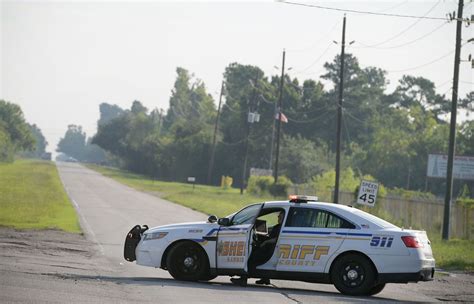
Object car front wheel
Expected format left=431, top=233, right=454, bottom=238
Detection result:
left=330, top=253, right=377, bottom=296
left=166, top=241, right=209, bottom=281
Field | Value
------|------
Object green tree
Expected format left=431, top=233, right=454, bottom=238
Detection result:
left=161, top=68, right=216, bottom=181
left=279, top=135, right=331, bottom=184
left=98, top=103, right=125, bottom=126
left=21, top=124, right=47, bottom=158
left=57, top=125, right=87, bottom=160
left=0, top=100, right=35, bottom=161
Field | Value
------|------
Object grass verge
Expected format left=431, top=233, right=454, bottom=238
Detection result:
left=87, top=165, right=278, bottom=217
left=88, top=164, right=474, bottom=271
left=0, top=159, right=80, bottom=233
left=430, top=237, right=474, bottom=271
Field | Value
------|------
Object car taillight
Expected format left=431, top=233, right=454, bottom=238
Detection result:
left=401, top=236, right=424, bottom=248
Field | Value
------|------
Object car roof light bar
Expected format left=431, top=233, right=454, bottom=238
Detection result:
left=289, top=195, right=319, bottom=203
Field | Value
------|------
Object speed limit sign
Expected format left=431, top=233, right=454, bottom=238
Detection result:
left=357, top=180, right=379, bottom=207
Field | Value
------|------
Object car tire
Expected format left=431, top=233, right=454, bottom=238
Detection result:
left=368, top=283, right=386, bottom=296
left=330, top=253, right=377, bottom=296
left=166, top=241, right=209, bottom=281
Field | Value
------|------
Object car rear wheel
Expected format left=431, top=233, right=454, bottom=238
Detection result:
left=330, top=253, right=376, bottom=296
left=368, top=283, right=386, bottom=296
left=166, top=241, right=209, bottom=281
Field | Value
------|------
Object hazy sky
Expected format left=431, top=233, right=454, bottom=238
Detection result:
left=1, top=0, right=473, bottom=153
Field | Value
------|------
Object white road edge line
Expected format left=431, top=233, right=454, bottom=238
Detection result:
left=57, top=163, right=105, bottom=255
left=70, top=196, right=105, bottom=255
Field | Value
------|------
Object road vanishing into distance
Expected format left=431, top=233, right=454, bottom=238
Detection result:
left=56, top=162, right=440, bottom=303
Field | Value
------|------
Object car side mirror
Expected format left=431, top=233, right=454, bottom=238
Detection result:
left=207, top=215, right=218, bottom=223
left=218, top=218, right=230, bottom=226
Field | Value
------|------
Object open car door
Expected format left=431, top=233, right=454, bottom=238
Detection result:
left=216, top=203, right=263, bottom=273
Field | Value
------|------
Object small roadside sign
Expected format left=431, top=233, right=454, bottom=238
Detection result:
left=187, top=177, right=196, bottom=190
left=357, top=180, right=379, bottom=207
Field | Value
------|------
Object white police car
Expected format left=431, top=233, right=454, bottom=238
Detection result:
left=124, top=195, right=435, bottom=296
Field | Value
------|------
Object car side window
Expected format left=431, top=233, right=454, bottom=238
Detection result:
left=285, top=207, right=355, bottom=229
left=231, top=204, right=262, bottom=226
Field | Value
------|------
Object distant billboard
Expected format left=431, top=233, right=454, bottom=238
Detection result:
left=427, top=154, right=474, bottom=180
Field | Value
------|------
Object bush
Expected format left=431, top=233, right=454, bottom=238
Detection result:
left=269, top=176, right=292, bottom=197
left=247, top=176, right=273, bottom=196
left=387, top=188, right=435, bottom=200
left=457, top=198, right=474, bottom=208
left=247, top=175, right=292, bottom=197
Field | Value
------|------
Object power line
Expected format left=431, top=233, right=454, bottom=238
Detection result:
left=220, top=125, right=273, bottom=146
left=356, top=21, right=448, bottom=50
left=293, top=41, right=335, bottom=74
left=278, top=0, right=448, bottom=21
left=286, top=109, right=331, bottom=123
left=374, top=0, right=410, bottom=13
left=436, top=78, right=453, bottom=89
left=342, top=108, right=367, bottom=125
left=356, top=0, right=442, bottom=48
left=259, top=94, right=275, bottom=105
left=286, top=20, right=340, bottom=53
left=222, top=103, right=246, bottom=114
left=288, top=103, right=331, bottom=115
left=440, top=86, right=453, bottom=96
left=341, top=113, right=352, bottom=144
left=386, top=47, right=457, bottom=73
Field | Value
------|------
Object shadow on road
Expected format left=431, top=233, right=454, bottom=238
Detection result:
left=46, top=273, right=402, bottom=303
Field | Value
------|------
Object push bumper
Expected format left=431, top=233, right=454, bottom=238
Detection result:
left=124, top=225, right=148, bottom=262
left=378, top=267, right=435, bottom=283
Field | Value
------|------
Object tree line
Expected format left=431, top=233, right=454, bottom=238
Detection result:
left=0, top=100, right=47, bottom=161
left=86, top=54, right=473, bottom=197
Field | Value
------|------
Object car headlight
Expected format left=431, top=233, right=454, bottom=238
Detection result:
left=143, top=232, right=168, bottom=241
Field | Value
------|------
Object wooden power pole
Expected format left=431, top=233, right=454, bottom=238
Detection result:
left=443, top=0, right=464, bottom=240
left=334, top=15, right=347, bottom=204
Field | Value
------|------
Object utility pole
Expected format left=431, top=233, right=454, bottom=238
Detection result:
left=334, top=15, right=346, bottom=204
left=207, top=80, right=225, bottom=185
left=273, top=49, right=286, bottom=183
left=240, top=74, right=260, bottom=194
left=269, top=100, right=277, bottom=170
left=443, top=0, right=464, bottom=240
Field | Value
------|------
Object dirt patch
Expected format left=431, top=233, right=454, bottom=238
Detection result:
left=413, top=271, right=474, bottom=302
left=0, top=228, right=141, bottom=303
left=0, top=228, right=99, bottom=274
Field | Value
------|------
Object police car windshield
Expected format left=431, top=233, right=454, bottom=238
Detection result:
left=351, top=208, right=398, bottom=229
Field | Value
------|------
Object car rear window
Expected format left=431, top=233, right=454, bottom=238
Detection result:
left=351, top=208, right=399, bottom=229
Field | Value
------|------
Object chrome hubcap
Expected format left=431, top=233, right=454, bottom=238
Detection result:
left=183, top=257, right=194, bottom=268
left=347, top=269, right=358, bottom=280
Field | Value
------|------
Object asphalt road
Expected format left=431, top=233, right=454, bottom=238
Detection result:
left=43, top=162, right=448, bottom=302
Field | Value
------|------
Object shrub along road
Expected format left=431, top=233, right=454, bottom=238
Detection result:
left=1, top=162, right=472, bottom=303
